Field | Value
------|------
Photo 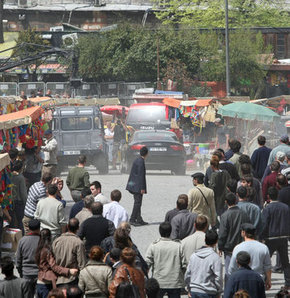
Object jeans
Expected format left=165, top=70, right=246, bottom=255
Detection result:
left=224, top=252, right=232, bottom=285
left=130, top=193, right=143, bottom=222
left=11, top=200, right=25, bottom=234
left=159, top=288, right=181, bottom=298
left=23, top=275, right=37, bottom=297
left=266, top=238, right=290, bottom=286
left=190, top=292, right=217, bottom=298
left=36, top=283, right=52, bottom=298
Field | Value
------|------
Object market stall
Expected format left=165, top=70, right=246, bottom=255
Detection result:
left=218, top=102, right=280, bottom=154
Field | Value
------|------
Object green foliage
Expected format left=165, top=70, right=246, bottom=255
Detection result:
left=153, top=0, right=290, bottom=28
left=12, top=28, right=49, bottom=74
left=77, top=24, right=271, bottom=98
left=77, top=24, right=201, bottom=82
left=198, top=30, right=271, bottom=97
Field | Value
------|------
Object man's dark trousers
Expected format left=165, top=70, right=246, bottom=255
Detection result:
left=266, top=238, right=290, bottom=286
left=130, top=193, right=143, bottom=222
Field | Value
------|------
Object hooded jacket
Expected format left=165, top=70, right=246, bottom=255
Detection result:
left=184, top=246, right=223, bottom=295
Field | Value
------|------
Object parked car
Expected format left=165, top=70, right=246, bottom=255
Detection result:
left=120, top=130, right=186, bottom=175
left=52, top=106, right=108, bottom=174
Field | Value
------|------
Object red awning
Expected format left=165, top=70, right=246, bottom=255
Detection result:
left=195, top=99, right=213, bottom=107
left=100, top=105, right=128, bottom=115
left=163, top=98, right=181, bottom=108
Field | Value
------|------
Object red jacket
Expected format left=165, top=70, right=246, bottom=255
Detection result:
left=262, top=172, right=278, bottom=201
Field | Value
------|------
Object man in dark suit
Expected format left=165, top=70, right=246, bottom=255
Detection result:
left=126, top=146, right=148, bottom=226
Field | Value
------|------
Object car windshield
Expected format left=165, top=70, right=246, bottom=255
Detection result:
left=61, top=117, right=92, bottom=131
left=133, top=132, right=178, bottom=142
left=127, top=106, right=166, bottom=123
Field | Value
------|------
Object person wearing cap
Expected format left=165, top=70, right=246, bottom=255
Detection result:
left=228, top=223, right=271, bottom=290
left=41, top=129, right=58, bottom=178
left=261, top=186, right=290, bottom=290
left=251, top=135, right=272, bottom=181
left=215, top=117, right=229, bottom=150
left=66, top=155, right=90, bottom=202
left=16, top=219, right=41, bottom=297
left=188, top=172, right=216, bottom=227
left=281, top=151, right=290, bottom=184
left=267, top=135, right=289, bottom=166
left=224, top=251, right=266, bottom=298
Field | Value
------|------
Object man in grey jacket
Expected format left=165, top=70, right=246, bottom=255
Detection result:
left=146, top=222, right=187, bottom=298
left=184, top=230, right=223, bottom=297
left=16, top=219, right=40, bottom=297
left=170, top=195, right=198, bottom=240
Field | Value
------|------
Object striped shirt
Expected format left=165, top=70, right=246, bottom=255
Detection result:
left=24, top=181, right=47, bottom=218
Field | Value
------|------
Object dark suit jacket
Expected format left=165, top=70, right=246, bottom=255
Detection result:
left=126, top=156, right=147, bottom=194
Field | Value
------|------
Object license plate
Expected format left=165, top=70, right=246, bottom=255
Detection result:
left=63, top=151, right=81, bottom=155
left=150, top=147, right=167, bottom=152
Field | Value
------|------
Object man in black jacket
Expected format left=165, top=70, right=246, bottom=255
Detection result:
left=261, top=187, right=290, bottom=289
left=218, top=192, right=250, bottom=282
left=78, top=202, right=115, bottom=255
left=126, top=146, right=148, bottom=226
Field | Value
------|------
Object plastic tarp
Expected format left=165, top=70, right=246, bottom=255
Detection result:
left=0, top=153, right=10, bottom=172
left=28, top=97, right=53, bottom=105
left=155, top=90, right=184, bottom=95
left=163, top=98, right=213, bottom=108
left=0, top=106, right=43, bottom=130
left=66, top=98, right=120, bottom=105
left=0, top=96, right=22, bottom=104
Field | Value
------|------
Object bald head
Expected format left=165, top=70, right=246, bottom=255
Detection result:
left=68, top=218, right=79, bottom=233
left=91, top=201, right=103, bottom=215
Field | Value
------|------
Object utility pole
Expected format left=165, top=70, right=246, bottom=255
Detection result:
left=0, top=0, right=4, bottom=44
left=157, top=36, right=161, bottom=90
left=225, top=0, right=230, bottom=97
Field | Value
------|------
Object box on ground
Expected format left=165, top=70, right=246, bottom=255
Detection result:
left=1, top=228, right=22, bottom=252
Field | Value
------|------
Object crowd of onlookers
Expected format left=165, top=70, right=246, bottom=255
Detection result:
left=0, top=132, right=290, bottom=298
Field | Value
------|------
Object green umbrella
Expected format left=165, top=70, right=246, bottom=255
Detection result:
left=218, top=102, right=279, bottom=122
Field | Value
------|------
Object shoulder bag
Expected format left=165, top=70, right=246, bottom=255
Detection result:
left=124, top=267, right=140, bottom=298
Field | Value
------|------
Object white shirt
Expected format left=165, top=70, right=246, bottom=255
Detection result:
left=94, top=193, right=110, bottom=205
left=103, top=201, right=128, bottom=228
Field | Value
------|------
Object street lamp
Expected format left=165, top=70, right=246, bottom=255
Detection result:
left=225, top=0, right=230, bottom=97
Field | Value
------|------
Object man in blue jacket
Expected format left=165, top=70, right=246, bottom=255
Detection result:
left=224, top=251, right=266, bottom=298
left=126, top=146, right=148, bottom=226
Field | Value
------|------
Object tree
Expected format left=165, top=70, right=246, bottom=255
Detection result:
left=77, top=24, right=201, bottom=82
left=198, top=30, right=271, bottom=98
left=153, top=0, right=290, bottom=28
left=12, top=28, right=49, bottom=81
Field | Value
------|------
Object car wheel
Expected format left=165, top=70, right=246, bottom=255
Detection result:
left=95, top=154, right=108, bottom=174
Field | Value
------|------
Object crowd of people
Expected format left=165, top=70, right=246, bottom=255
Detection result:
left=0, top=130, right=290, bottom=298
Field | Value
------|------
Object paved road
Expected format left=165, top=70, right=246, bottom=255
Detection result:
left=59, top=167, right=286, bottom=297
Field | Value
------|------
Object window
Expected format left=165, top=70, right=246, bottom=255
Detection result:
left=94, top=117, right=100, bottom=129
left=61, top=117, right=92, bottom=131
